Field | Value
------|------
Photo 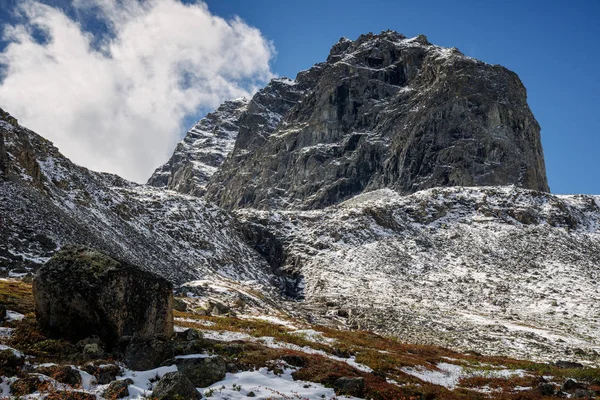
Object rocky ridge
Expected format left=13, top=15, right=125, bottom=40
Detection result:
left=0, top=106, right=274, bottom=285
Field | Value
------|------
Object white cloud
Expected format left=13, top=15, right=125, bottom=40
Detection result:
left=0, top=0, right=275, bottom=182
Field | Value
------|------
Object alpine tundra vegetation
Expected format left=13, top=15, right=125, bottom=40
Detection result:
left=0, top=30, right=599, bottom=399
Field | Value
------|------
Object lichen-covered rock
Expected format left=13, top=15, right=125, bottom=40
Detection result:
left=10, top=375, right=46, bottom=396
left=175, top=355, right=226, bottom=387
left=103, top=378, right=133, bottom=398
left=36, top=365, right=82, bottom=387
left=151, top=371, right=200, bottom=400
left=81, top=361, right=122, bottom=385
left=333, top=377, right=365, bottom=397
left=205, top=31, right=549, bottom=210
left=0, top=346, right=24, bottom=376
left=33, top=246, right=173, bottom=347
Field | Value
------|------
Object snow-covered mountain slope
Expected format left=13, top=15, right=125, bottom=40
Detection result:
left=235, top=186, right=600, bottom=363
left=147, top=98, right=249, bottom=196
left=0, top=108, right=274, bottom=285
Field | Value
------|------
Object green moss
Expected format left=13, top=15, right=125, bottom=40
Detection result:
left=0, top=280, right=34, bottom=314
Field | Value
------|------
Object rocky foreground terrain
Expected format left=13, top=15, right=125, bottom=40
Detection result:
left=1, top=30, right=599, bottom=398
left=0, top=250, right=599, bottom=399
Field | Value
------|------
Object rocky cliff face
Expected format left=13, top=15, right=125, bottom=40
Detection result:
left=0, top=114, right=274, bottom=285
left=147, top=98, right=249, bottom=196
left=204, top=31, right=548, bottom=210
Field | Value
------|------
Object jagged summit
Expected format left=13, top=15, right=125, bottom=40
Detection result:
left=180, top=30, right=549, bottom=210
left=147, top=98, right=249, bottom=195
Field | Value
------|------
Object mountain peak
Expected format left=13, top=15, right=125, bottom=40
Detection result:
left=203, top=31, right=549, bottom=210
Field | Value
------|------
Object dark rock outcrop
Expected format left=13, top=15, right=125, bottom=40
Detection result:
left=10, top=375, right=43, bottom=396
left=36, top=365, right=82, bottom=387
left=33, top=246, right=173, bottom=347
left=152, top=371, right=200, bottom=400
left=204, top=31, right=549, bottom=210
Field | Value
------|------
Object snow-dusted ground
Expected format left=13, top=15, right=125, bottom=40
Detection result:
left=201, top=368, right=360, bottom=400
left=236, top=186, right=600, bottom=364
left=194, top=328, right=373, bottom=373
left=401, top=362, right=527, bottom=389
left=0, top=357, right=360, bottom=400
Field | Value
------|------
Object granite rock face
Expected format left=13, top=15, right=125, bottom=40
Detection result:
left=33, top=246, right=173, bottom=347
left=205, top=31, right=549, bottom=210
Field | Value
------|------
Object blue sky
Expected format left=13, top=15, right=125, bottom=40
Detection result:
left=0, top=0, right=598, bottom=193
left=206, top=0, right=600, bottom=195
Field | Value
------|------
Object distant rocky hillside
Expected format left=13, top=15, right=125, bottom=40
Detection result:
left=235, top=186, right=600, bottom=363
left=190, top=30, right=550, bottom=210
left=0, top=106, right=274, bottom=285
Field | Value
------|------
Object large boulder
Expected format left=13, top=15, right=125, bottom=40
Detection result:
left=33, top=246, right=173, bottom=348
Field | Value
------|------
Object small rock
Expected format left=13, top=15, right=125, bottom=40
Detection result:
left=82, top=343, right=105, bottom=359
left=172, top=338, right=213, bottom=356
left=226, top=363, right=239, bottom=373
left=0, top=348, right=24, bottom=375
left=82, top=361, right=122, bottom=385
left=173, top=298, right=188, bottom=312
left=209, top=301, right=230, bottom=316
left=538, top=382, right=555, bottom=396
left=336, top=309, right=349, bottom=318
left=247, top=391, right=256, bottom=397
left=103, top=378, right=133, bottom=398
left=281, top=354, right=307, bottom=367
left=10, top=375, right=46, bottom=396
left=175, top=328, right=202, bottom=342
left=562, top=378, right=582, bottom=391
left=37, top=365, right=82, bottom=387
left=152, top=371, right=200, bottom=400
left=175, top=355, right=226, bottom=387
left=123, top=338, right=173, bottom=370
left=333, top=377, right=365, bottom=397
left=573, top=389, right=596, bottom=398
left=554, top=360, right=584, bottom=369
left=0, top=304, right=6, bottom=321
